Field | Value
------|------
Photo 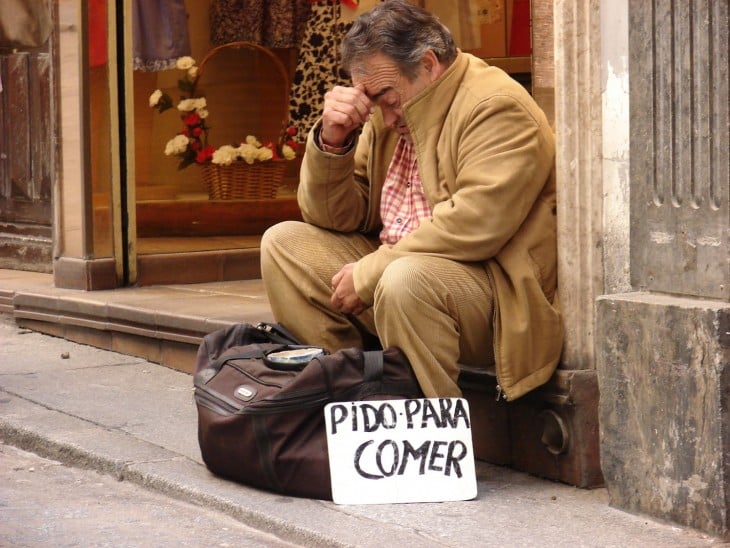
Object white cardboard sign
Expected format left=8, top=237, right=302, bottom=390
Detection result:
left=324, top=398, right=477, bottom=505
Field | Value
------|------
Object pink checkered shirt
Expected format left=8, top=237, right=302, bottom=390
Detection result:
left=379, top=137, right=432, bottom=244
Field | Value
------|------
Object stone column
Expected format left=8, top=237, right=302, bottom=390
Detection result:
left=555, top=0, right=605, bottom=369
left=596, top=0, right=730, bottom=536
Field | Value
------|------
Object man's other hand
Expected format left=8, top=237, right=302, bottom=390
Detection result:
left=331, top=263, right=367, bottom=316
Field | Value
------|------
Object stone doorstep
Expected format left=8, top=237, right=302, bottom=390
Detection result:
left=11, top=289, right=241, bottom=375
left=7, top=284, right=604, bottom=489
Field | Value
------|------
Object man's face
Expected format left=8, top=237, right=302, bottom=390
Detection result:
left=352, top=53, right=432, bottom=141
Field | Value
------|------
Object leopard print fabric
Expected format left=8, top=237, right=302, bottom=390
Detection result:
left=288, top=2, right=353, bottom=140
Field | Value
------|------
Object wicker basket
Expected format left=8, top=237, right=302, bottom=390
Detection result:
left=197, top=41, right=292, bottom=200
left=201, top=161, right=287, bottom=200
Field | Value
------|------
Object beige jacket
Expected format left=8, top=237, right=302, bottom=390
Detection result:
left=298, top=52, right=564, bottom=400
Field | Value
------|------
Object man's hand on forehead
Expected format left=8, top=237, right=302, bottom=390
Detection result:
left=348, top=84, right=376, bottom=118
left=321, top=84, right=376, bottom=147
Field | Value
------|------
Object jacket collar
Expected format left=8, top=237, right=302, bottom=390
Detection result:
left=402, top=51, right=469, bottom=150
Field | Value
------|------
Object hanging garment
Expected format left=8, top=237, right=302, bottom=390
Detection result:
left=209, top=0, right=312, bottom=49
left=288, top=1, right=361, bottom=139
left=133, top=0, right=191, bottom=71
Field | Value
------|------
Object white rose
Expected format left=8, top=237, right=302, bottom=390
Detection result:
left=212, top=145, right=237, bottom=165
left=187, top=66, right=199, bottom=79
left=164, top=134, right=189, bottom=156
left=238, top=143, right=258, bottom=164
left=197, top=108, right=209, bottom=119
left=176, top=56, right=195, bottom=70
left=281, top=144, right=296, bottom=160
left=245, top=135, right=262, bottom=148
left=256, top=147, right=273, bottom=162
left=177, top=98, right=197, bottom=112
left=149, top=89, right=163, bottom=107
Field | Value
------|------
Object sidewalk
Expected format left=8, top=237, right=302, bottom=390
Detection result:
left=0, top=313, right=722, bottom=547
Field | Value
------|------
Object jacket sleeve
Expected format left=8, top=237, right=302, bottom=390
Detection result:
left=354, top=94, right=555, bottom=305
left=296, top=122, right=375, bottom=233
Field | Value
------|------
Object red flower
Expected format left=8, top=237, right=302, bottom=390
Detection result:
left=191, top=140, right=202, bottom=151
left=286, top=126, right=297, bottom=136
left=192, top=126, right=203, bottom=137
left=196, top=145, right=216, bottom=164
left=183, top=112, right=201, bottom=127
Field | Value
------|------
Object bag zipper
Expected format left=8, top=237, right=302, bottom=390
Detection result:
left=225, top=360, right=289, bottom=389
left=242, top=392, right=332, bottom=415
left=195, top=379, right=330, bottom=416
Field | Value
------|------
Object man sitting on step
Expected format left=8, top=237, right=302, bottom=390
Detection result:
left=260, top=0, right=563, bottom=401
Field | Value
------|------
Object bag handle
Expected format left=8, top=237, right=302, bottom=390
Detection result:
left=255, top=322, right=302, bottom=345
left=340, top=350, right=422, bottom=401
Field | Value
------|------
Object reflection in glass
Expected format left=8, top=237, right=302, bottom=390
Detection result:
left=88, top=0, right=113, bottom=257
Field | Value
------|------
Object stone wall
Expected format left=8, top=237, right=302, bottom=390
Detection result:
left=596, top=0, right=730, bottom=537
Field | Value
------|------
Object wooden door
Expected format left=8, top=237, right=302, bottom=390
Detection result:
left=0, top=3, right=57, bottom=273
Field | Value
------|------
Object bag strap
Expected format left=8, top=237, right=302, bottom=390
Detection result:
left=344, top=350, right=423, bottom=401
left=363, top=350, right=384, bottom=382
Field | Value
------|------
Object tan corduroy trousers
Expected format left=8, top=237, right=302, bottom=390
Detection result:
left=260, top=221, right=495, bottom=397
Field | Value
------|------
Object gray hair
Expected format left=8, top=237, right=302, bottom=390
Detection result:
left=340, top=0, right=457, bottom=81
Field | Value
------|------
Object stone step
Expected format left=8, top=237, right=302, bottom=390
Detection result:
left=10, top=279, right=274, bottom=374
left=0, top=288, right=14, bottom=314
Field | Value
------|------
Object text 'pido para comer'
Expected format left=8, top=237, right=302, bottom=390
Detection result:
left=325, top=398, right=477, bottom=505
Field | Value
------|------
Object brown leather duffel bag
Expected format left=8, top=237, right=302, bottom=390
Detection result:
left=193, top=323, right=422, bottom=500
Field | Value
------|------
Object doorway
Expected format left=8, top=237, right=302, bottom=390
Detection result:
left=0, top=0, right=56, bottom=273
